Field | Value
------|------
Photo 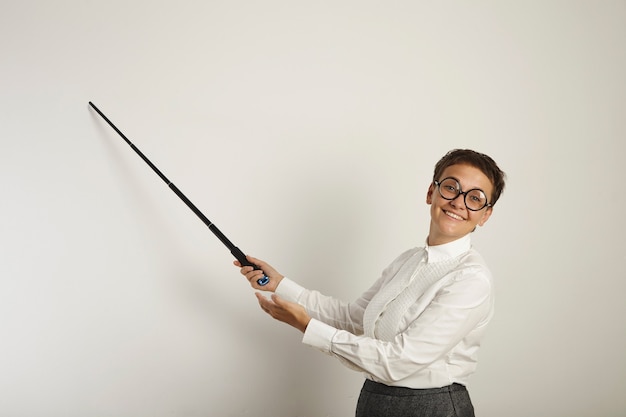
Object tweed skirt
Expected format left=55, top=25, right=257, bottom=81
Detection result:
left=355, top=379, right=475, bottom=417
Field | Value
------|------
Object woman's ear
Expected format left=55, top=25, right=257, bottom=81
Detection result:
left=478, top=207, right=493, bottom=227
left=426, top=183, right=435, bottom=205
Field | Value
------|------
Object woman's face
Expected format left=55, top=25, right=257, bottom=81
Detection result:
left=426, top=163, right=494, bottom=246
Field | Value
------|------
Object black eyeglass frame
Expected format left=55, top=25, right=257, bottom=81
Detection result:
left=433, top=177, right=492, bottom=211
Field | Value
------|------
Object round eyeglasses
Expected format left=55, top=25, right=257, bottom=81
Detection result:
left=433, top=177, right=492, bottom=211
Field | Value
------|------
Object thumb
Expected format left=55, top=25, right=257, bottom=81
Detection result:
left=271, top=294, right=292, bottom=309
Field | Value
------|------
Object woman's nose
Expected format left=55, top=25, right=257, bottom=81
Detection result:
left=449, top=193, right=467, bottom=209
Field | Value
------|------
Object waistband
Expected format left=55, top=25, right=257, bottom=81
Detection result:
left=362, top=379, right=467, bottom=397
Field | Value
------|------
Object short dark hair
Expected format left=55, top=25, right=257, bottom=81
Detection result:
left=433, top=149, right=506, bottom=206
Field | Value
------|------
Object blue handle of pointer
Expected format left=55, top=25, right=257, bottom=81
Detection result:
left=249, top=268, right=270, bottom=286
left=231, top=247, right=269, bottom=286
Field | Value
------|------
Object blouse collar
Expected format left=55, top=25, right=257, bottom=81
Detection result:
left=425, top=234, right=471, bottom=263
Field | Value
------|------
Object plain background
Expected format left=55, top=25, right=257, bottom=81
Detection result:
left=1, top=1, right=625, bottom=416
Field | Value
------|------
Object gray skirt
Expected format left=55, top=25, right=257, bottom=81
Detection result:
left=355, top=379, right=475, bottom=417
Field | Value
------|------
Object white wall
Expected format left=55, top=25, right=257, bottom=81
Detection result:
left=1, top=1, right=625, bottom=416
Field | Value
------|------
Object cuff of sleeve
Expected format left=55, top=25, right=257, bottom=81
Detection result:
left=275, top=277, right=305, bottom=303
left=302, top=318, right=337, bottom=354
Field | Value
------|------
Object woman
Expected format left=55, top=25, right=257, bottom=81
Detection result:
left=236, top=149, right=506, bottom=417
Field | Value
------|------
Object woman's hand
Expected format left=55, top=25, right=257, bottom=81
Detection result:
left=234, top=255, right=284, bottom=292
left=255, top=293, right=311, bottom=333
left=234, top=256, right=309, bottom=332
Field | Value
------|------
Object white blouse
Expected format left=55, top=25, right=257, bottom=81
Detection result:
left=275, top=234, right=494, bottom=389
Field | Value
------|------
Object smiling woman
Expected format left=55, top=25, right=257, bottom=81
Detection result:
left=427, top=165, right=495, bottom=245
left=1, top=1, right=624, bottom=415
left=236, top=149, right=507, bottom=417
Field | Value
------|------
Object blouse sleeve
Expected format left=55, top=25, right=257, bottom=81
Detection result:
left=275, top=276, right=382, bottom=336
left=275, top=248, right=417, bottom=336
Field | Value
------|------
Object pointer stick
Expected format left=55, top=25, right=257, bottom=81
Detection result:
left=89, top=101, right=269, bottom=286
